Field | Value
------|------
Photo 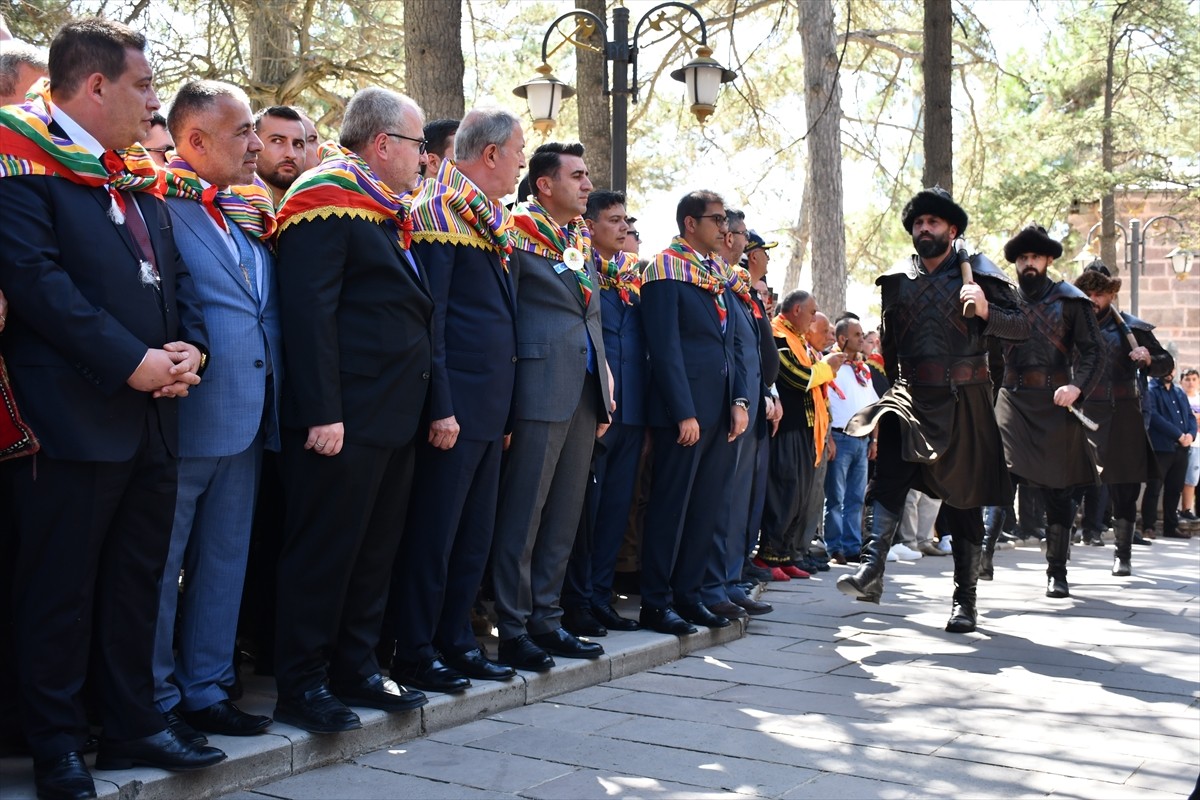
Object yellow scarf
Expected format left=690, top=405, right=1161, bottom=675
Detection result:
left=771, top=314, right=833, bottom=465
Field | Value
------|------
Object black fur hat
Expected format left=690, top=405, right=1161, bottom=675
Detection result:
left=1074, top=260, right=1122, bottom=294
left=1003, top=224, right=1064, bottom=263
left=901, top=186, right=969, bottom=235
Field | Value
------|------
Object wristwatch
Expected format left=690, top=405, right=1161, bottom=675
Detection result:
left=733, top=397, right=750, bottom=410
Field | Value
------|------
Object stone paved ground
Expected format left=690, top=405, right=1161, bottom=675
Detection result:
left=222, top=535, right=1200, bottom=799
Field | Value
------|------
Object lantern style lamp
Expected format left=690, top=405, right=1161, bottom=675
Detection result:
left=514, top=63, right=576, bottom=136
left=670, top=45, right=737, bottom=124
left=1166, top=246, right=1194, bottom=280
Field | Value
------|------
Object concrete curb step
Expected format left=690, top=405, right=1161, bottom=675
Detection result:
left=1, top=615, right=748, bottom=800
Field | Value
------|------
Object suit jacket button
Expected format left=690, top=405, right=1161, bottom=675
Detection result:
left=422, top=371, right=431, bottom=380
left=255, top=359, right=264, bottom=368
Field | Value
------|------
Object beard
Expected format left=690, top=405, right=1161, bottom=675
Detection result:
left=913, top=230, right=950, bottom=259
left=1017, top=267, right=1046, bottom=295
left=260, top=163, right=299, bottom=191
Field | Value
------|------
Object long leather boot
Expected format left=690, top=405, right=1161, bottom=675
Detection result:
left=979, top=506, right=1006, bottom=581
left=946, top=537, right=982, bottom=633
left=1111, top=519, right=1132, bottom=577
left=837, top=502, right=896, bottom=603
left=1044, top=523, right=1071, bottom=598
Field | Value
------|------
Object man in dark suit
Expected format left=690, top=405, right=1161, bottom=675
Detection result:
left=387, top=108, right=526, bottom=693
left=152, top=80, right=281, bottom=742
left=272, top=87, right=432, bottom=733
left=561, top=190, right=645, bottom=636
left=639, top=190, right=750, bottom=635
left=0, top=18, right=223, bottom=799
left=492, top=142, right=612, bottom=671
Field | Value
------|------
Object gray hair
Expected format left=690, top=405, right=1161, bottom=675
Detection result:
left=455, top=107, right=520, bottom=163
left=0, top=40, right=48, bottom=99
left=780, top=289, right=812, bottom=314
left=340, top=87, right=422, bottom=153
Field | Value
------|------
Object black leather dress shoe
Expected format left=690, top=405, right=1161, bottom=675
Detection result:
left=591, top=603, right=639, bottom=631
left=183, top=700, right=272, bottom=736
left=677, top=603, right=732, bottom=628
left=332, top=673, right=427, bottom=713
left=497, top=634, right=554, bottom=672
left=33, top=751, right=95, bottom=800
left=275, top=684, right=362, bottom=733
left=638, top=606, right=697, bottom=635
left=163, top=707, right=207, bottom=747
left=392, top=658, right=470, bottom=693
left=707, top=600, right=749, bottom=620
left=94, top=729, right=226, bottom=771
left=562, top=606, right=607, bottom=637
left=731, top=595, right=774, bottom=616
left=531, top=627, right=604, bottom=659
left=443, top=648, right=516, bottom=681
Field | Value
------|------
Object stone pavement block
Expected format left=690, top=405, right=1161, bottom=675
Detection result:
left=705, top=682, right=886, bottom=721
left=282, top=708, right=421, bottom=773
left=1044, top=775, right=1190, bottom=799
left=105, top=732, right=293, bottom=800
left=605, top=670, right=741, bottom=698
left=355, top=738, right=574, bottom=792
left=425, top=718, right=520, bottom=746
left=420, top=675, right=526, bottom=735
left=551, top=684, right=636, bottom=707
left=1124, top=757, right=1200, bottom=795
left=213, top=792, right=271, bottom=800
left=679, top=618, right=748, bottom=656
left=933, top=732, right=1144, bottom=783
left=249, top=761, right=512, bottom=799
left=649, top=655, right=807, bottom=687
left=490, top=701, right=634, bottom=731
left=779, top=772, right=948, bottom=799
left=608, top=633, right=681, bottom=679
left=465, top=724, right=810, bottom=796
left=522, top=655, right=611, bottom=704
left=520, top=768, right=759, bottom=799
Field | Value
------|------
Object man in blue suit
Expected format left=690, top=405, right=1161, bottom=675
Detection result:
left=639, top=190, right=750, bottom=634
left=151, top=80, right=282, bottom=742
left=561, top=190, right=645, bottom=636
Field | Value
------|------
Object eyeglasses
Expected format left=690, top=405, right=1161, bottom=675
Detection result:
left=627, top=230, right=641, bottom=242
left=695, top=213, right=728, bottom=229
left=385, top=132, right=428, bottom=154
left=728, top=229, right=747, bottom=238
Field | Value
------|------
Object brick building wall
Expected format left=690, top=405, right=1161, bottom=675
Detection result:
left=1068, top=190, right=1199, bottom=373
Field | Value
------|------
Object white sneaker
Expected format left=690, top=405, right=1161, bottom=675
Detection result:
left=886, top=548, right=899, bottom=562
left=891, top=542, right=923, bottom=560
left=937, top=535, right=953, bottom=554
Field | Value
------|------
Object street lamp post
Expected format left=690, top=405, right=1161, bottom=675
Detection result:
left=514, top=3, right=736, bottom=194
left=1082, top=215, right=1193, bottom=315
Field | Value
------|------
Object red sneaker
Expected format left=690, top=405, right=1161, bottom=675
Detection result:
left=781, top=564, right=811, bottom=579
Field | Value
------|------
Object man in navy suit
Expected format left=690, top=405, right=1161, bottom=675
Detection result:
left=638, top=190, right=750, bottom=634
left=0, top=18, right=223, bottom=798
left=561, top=189, right=645, bottom=636
left=151, top=80, right=281, bottom=743
left=387, top=108, right=525, bottom=693
left=272, top=87, right=433, bottom=734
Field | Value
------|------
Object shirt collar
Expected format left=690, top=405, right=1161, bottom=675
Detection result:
left=48, top=103, right=106, bottom=158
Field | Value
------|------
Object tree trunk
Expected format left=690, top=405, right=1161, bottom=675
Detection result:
left=404, top=0, right=465, bottom=120
left=576, top=0, right=612, bottom=189
left=922, top=0, right=953, bottom=193
left=799, top=0, right=847, bottom=318
left=248, top=0, right=297, bottom=107
left=785, top=169, right=812, bottom=295
left=1099, top=15, right=1119, bottom=272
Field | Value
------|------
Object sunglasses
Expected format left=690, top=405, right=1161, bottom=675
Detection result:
left=627, top=230, right=641, bottom=242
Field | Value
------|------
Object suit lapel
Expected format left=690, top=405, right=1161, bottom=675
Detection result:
left=176, top=202, right=257, bottom=301
left=389, top=236, right=433, bottom=302
left=554, top=260, right=588, bottom=309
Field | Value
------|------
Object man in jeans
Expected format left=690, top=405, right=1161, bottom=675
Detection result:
left=823, top=317, right=879, bottom=563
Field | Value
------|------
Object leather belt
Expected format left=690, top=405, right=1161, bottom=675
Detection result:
left=830, top=426, right=866, bottom=437
left=1002, top=368, right=1071, bottom=390
left=1087, top=381, right=1139, bottom=402
left=898, top=355, right=990, bottom=387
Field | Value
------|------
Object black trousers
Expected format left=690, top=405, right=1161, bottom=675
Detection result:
left=4, top=406, right=175, bottom=760
left=1109, top=483, right=1140, bottom=524
left=274, top=430, right=416, bottom=697
left=1142, top=446, right=1190, bottom=536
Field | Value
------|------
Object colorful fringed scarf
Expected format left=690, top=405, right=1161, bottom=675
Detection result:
left=276, top=142, right=412, bottom=248
left=510, top=199, right=593, bottom=307
left=162, top=156, right=277, bottom=242
left=597, top=250, right=641, bottom=305
left=725, top=265, right=763, bottom=319
left=771, top=314, right=833, bottom=465
left=643, top=237, right=728, bottom=328
left=409, top=159, right=512, bottom=268
left=0, top=78, right=163, bottom=223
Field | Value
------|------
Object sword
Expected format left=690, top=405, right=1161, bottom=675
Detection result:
left=1067, top=404, right=1099, bottom=431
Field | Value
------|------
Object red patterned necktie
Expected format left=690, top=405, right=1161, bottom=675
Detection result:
left=201, top=184, right=229, bottom=232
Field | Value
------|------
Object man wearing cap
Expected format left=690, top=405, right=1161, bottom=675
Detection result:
left=991, top=225, right=1103, bottom=598
left=1074, top=262, right=1172, bottom=577
left=838, top=188, right=1029, bottom=634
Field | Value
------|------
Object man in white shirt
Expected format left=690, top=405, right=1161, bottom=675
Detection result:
left=823, top=316, right=880, bottom=562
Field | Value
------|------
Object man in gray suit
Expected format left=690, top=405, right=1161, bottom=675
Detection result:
left=152, top=80, right=282, bottom=740
left=492, top=142, right=613, bottom=671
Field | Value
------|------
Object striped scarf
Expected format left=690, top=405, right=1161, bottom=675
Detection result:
left=510, top=199, right=594, bottom=306
left=162, top=156, right=277, bottom=243
left=597, top=251, right=641, bottom=305
left=409, top=159, right=512, bottom=268
left=276, top=142, right=412, bottom=248
left=0, top=78, right=162, bottom=223
left=771, top=314, right=832, bottom=464
left=726, top=265, right=762, bottom=319
left=643, top=237, right=728, bottom=328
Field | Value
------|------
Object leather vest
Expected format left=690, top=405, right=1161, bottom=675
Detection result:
left=1001, top=279, right=1089, bottom=389
left=1085, top=310, right=1140, bottom=402
left=880, top=255, right=991, bottom=363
